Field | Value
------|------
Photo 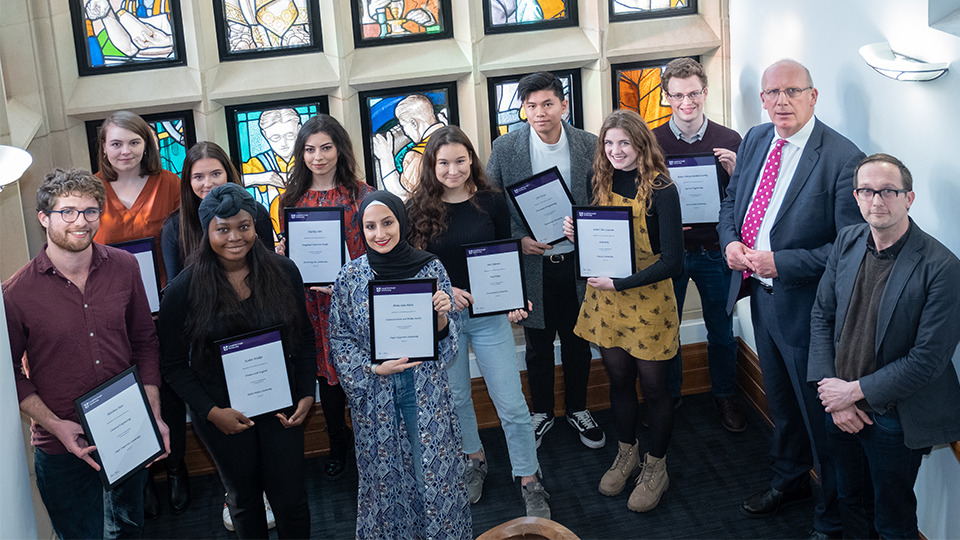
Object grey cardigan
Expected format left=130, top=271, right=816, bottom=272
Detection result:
left=485, top=122, right=597, bottom=329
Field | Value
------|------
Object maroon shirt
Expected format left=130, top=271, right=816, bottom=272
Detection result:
left=3, top=242, right=161, bottom=454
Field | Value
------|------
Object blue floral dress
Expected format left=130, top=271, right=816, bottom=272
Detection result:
left=328, top=256, right=471, bottom=540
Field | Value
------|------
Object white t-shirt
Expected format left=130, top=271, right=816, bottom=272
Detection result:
left=529, top=126, right=574, bottom=254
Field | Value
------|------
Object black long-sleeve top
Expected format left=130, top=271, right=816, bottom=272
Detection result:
left=589, top=170, right=684, bottom=292
left=158, top=255, right=316, bottom=421
left=420, top=190, right=512, bottom=290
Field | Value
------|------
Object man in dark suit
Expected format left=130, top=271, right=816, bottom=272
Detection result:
left=809, top=153, right=960, bottom=540
left=717, top=59, right=865, bottom=539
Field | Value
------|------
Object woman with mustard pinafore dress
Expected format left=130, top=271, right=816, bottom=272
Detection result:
left=565, top=109, right=684, bottom=514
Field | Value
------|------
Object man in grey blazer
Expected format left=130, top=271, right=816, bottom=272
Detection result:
left=717, top=59, right=864, bottom=538
left=486, top=72, right=604, bottom=451
left=809, top=153, right=960, bottom=540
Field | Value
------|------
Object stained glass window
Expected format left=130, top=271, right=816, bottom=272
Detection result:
left=84, top=111, right=196, bottom=176
left=225, top=97, right=330, bottom=238
left=612, top=60, right=683, bottom=129
left=358, top=82, right=459, bottom=199
left=69, top=0, right=186, bottom=75
left=351, top=0, right=452, bottom=47
left=609, top=0, right=696, bottom=21
left=212, top=0, right=322, bottom=61
left=483, top=0, right=576, bottom=34
left=487, top=69, right=582, bottom=142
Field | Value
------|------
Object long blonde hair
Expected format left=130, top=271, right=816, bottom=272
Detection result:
left=591, top=109, right=671, bottom=211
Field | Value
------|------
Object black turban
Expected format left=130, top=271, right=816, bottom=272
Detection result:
left=198, top=183, right=258, bottom=232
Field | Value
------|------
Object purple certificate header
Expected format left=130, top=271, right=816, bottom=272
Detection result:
left=112, top=238, right=152, bottom=255
left=287, top=209, right=343, bottom=223
left=219, top=330, right=282, bottom=355
left=667, top=156, right=717, bottom=168
left=509, top=170, right=561, bottom=197
left=371, top=281, right=434, bottom=296
left=466, top=242, right=519, bottom=258
left=79, top=371, right=138, bottom=413
left=576, top=209, right=630, bottom=221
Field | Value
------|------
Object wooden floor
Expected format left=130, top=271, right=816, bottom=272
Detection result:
left=171, top=339, right=769, bottom=478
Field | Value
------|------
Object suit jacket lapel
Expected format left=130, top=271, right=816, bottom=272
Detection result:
left=513, top=125, right=533, bottom=184
left=773, top=118, right=823, bottom=227
left=736, top=125, right=775, bottom=227
left=834, top=227, right=869, bottom=335
left=875, top=225, right=922, bottom=353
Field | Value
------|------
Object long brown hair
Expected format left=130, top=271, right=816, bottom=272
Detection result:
left=96, top=111, right=163, bottom=181
left=591, top=109, right=671, bottom=211
left=406, top=126, right=496, bottom=249
left=177, top=142, right=244, bottom=262
left=280, top=114, right=365, bottom=208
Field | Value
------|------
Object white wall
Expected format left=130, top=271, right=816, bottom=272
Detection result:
left=729, top=1, right=960, bottom=538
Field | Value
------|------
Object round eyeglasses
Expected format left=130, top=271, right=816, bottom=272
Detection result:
left=48, top=208, right=102, bottom=223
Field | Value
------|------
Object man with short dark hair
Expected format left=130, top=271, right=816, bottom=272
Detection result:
left=718, top=59, right=865, bottom=538
left=809, top=153, right=960, bottom=540
left=4, top=168, right=169, bottom=539
left=486, top=72, right=601, bottom=512
left=652, top=57, right=746, bottom=432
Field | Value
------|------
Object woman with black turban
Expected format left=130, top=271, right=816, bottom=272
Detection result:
left=158, top=183, right=315, bottom=539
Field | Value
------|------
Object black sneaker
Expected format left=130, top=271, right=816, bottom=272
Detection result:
left=566, top=409, right=605, bottom=449
left=530, top=412, right=554, bottom=449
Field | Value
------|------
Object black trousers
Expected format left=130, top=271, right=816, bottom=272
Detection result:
left=159, top=381, right=186, bottom=463
left=524, top=255, right=592, bottom=415
left=191, top=409, right=311, bottom=539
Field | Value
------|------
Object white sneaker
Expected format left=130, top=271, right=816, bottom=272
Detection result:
left=264, top=492, right=276, bottom=530
left=222, top=500, right=234, bottom=532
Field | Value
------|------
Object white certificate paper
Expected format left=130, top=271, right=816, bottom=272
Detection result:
left=219, top=329, right=293, bottom=418
left=464, top=240, right=526, bottom=317
left=573, top=207, right=635, bottom=279
left=507, top=167, right=574, bottom=245
left=666, top=154, right=723, bottom=225
left=285, top=207, right=346, bottom=286
left=109, top=238, right=161, bottom=314
left=369, top=280, right=438, bottom=362
left=75, top=366, right=163, bottom=489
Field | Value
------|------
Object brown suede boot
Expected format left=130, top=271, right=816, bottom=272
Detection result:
left=627, top=453, right=668, bottom=512
left=599, top=440, right=640, bottom=496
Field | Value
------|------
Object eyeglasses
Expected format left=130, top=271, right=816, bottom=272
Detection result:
left=266, top=133, right=296, bottom=143
left=665, top=89, right=705, bottom=102
left=854, top=188, right=910, bottom=201
left=48, top=208, right=102, bottom=223
left=761, top=87, right=813, bottom=100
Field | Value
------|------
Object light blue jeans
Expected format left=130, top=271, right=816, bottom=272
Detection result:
left=393, top=368, right=424, bottom=490
left=447, top=310, right=539, bottom=478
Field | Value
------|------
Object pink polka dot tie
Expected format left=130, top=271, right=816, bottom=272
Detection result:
left=740, top=138, right=787, bottom=279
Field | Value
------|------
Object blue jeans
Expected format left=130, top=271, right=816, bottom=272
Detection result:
left=394, top=368, right=423, bottom=489
left=826, top=410, right=929, bottom=540
left=447, top=311, right=539, bottom=477
left=668, top=248, right=738, bottom=397
left=34, top=447, right=148, bottom=539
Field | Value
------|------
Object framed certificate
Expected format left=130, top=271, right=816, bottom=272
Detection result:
left=666, top=153, right=725, bottom=225
left=283, top=207, right=347, bottom=286
left=463, top=239, right=527, bottom=317
left=506, top=167, right=575, bottom=245
left=74, top=366, right=164, bottom=490
left=109, top=238, right=161, bottom=314
left=572, top=206, right=636, bottom=279
left=369, top=279, right=439, bottom=363
left=216, top=327, right=293, bottom=418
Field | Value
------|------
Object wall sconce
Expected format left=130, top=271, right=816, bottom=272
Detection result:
left=859, top=42, right=950, bottom=81
left=0, top=145, right=32, bottom=192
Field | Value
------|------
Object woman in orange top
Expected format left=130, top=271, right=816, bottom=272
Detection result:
left=93, top=110, right=180, bottom=286
left=92, top=110, right=185, bottom=517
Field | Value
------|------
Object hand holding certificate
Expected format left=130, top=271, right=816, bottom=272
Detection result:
left=74, top=366, right=165, bottom=490
left=217, top=327, right=293, bottom=419
left=666, top=153, right=724, bottom=225
left=506, top=167, right=575, bottom=245
left=463, top=239, right=527, bottom=317
left=572, top=206, right=636, bottom=279
left=369, top=279, right=439, bottom=363
left=284, top=207, right=347, bottom=286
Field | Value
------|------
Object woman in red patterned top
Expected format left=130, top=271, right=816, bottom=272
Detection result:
left=277, top=114, right=373, bottom=478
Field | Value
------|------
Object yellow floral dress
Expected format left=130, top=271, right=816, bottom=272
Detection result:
left=574, top=192, right=680, bottom=360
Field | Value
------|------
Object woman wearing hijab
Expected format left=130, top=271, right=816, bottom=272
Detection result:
left=159, top=184, right=315, bottom=539
left=328, top=191, right=471, bottom=540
